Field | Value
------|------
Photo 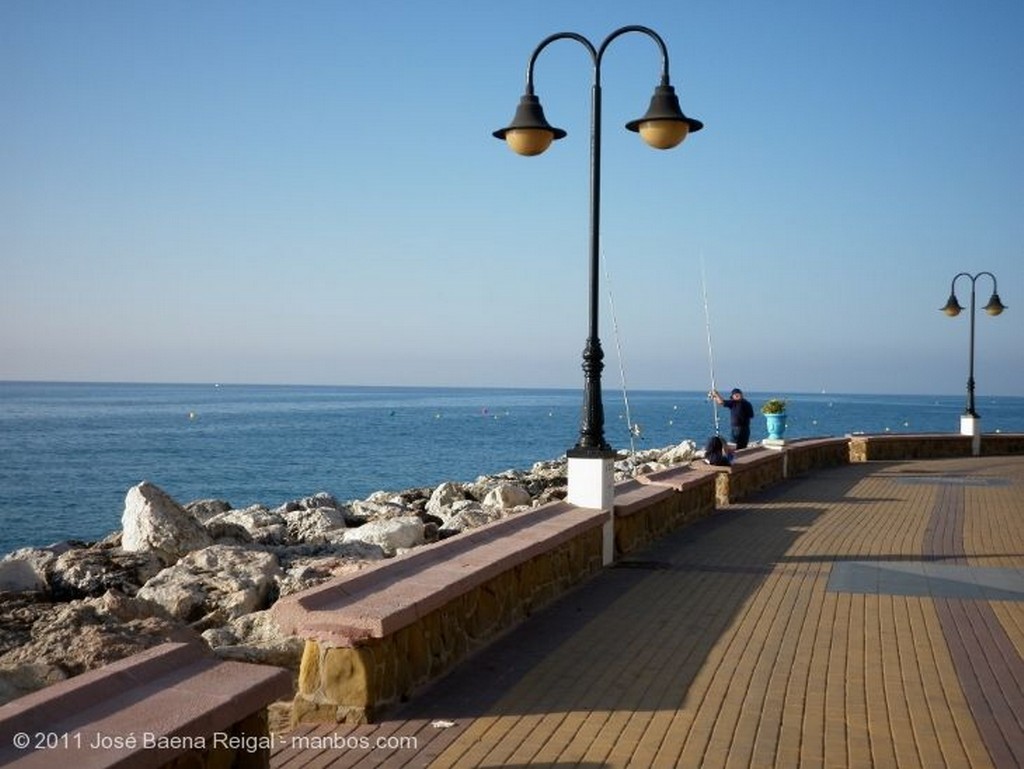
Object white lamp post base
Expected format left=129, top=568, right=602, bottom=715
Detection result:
left=568, top=455, right=615, bottom=565
left=960, top=414, right=981, bottom=456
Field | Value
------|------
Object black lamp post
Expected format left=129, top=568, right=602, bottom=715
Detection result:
left=494, top=25, right=702, bottom=459
left=940, top=271, right=1006, bottom=419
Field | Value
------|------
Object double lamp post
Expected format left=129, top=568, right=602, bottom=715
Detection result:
left=493, top=26, right=702, bottom=532
left=940, top=271, right=1006, bottom=448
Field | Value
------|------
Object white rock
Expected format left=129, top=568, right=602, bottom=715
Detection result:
left=483, top=483, right=532, bottom=509
left=660, top=439, right=698, bottom=464
left=440, top=502, right=501, bottom=533
left=343, top=516, right=424, bottom=555
left=0, top=558, right=46, bottom=593
left=282, top=506, right=347, bottom=544
left=633, top=461, right=667, bottom=475
left=121, top=482, right=213, bottom=561
left=426, top=482, right=466, bottom=515
left=349, top=498, right=410, bottom=520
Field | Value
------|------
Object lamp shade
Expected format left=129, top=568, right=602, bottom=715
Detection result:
left=493, top=94, right=567, bottom=156
left=625, top=84, right=703, bottom=150
left=940, top=295, right=964, bottom=317
left=983, top=293, right=1006, bottom=316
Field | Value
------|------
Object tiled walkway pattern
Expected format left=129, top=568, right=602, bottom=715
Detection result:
left=271, top=457, right=1024, bottom=768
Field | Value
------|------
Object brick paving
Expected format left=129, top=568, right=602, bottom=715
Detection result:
left=271, top=456, right=1024, bottom=768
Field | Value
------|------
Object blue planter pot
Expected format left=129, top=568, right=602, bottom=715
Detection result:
left=765, top=413, right=787, bottom=440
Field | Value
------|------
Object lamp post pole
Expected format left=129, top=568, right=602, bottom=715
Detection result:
left=494, top=26, right=702, bottom=523
left=940, top=271, right=1006, bottom=451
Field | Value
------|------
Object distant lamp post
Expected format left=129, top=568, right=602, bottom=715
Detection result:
left=494, top=25, right=702, bottom=524
left=940, top=271, right=1006, bottom=449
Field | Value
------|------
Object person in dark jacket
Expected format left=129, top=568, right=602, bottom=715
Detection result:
left=711, top=387, right=755, bottom=449
left=703, top=435, right=733, bottom=466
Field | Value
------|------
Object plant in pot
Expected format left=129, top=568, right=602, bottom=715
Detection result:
left=761, top=398, right=788, bottom=441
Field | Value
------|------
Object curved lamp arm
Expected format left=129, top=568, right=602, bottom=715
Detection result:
left=493, top=25, right=702, bottom=155
left=942, top=271, right=1007, bottom=317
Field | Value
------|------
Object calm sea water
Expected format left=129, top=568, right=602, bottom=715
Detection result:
left=2, top=381, right=1022, bottom=556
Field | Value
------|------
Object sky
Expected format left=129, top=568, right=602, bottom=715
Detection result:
left=2, top=1, right=1021, bottom=396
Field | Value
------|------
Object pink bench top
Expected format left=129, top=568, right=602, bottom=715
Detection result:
left=0, top=641, right=292, bottom=769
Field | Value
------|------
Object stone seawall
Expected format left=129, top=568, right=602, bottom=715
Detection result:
left=290, top=524, right=605, bottom=724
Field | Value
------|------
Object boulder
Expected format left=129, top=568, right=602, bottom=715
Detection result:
left=121, top=482, right=213, bottom=561
left=426, top=482, right=467, bottom=515
left=184, top=498, right=233, bottom=522
left=0, top=558, right=46, bottom=593
left=439, top=501, right=501, bottom=534
left=204, top=505, right=287, bottom=546
left=276, top=542, right=386, bottom=597
left=349, top=497, right=410, bottom=521
left=659, top=439, right=698, bottom=464
left=202, top=609, right=304, bottom=668
left=48, top=546, right=164, bottom=599
left=343, top=516, right=425, bottom=555
left=0, top=663, right=67, bottom=706
left=136, top=545, right=282, bottom=624
left=0, top=593, right=54, bottom=657
left=483, top=482, right=532, bottom=509
left=281, top=506, right=347, bottom=544
left=0, top=590, right=200, bottom=704
left=0, top=548, right=58, bottom=594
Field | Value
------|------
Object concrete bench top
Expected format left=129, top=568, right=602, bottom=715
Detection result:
left=847, top=432, right=973, bottom=441
left=635, top=464, right=713, bottom=490
left=686, top=446, right=783, bottom=474
left=0, top=641, right=292, bottom=769
left=613, top=478, right=675, bottom=516
left=613, top=466, right=715, bottom=516
left=272, top=500, right=609, bottom=646
left=786, top=436, right=848, bottom=446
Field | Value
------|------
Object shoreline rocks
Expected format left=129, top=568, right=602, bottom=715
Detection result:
left=0, top=440, right=696, bottom=704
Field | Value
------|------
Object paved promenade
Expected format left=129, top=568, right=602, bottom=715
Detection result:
left=271, top=456, right=1024, bottom=768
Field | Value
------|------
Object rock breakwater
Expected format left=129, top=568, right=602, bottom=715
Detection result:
left=0, top=441, right=696, bottom=704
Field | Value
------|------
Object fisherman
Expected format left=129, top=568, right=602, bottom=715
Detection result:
left=710, top=387, right=755, bottom=449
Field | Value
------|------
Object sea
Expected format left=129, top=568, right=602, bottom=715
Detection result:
left=2, top=381, right=1023, bottom=557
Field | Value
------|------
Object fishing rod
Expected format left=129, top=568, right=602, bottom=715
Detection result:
left=700, top=251, right=721, bottom=436
left=601, top=251, right=640, bottom=456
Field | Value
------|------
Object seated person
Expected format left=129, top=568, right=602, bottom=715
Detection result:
left=703, top=435, right=734, bottom=466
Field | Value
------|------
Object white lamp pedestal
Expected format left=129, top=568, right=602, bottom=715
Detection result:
left=568, top=455, right=615, bottom=565
left=960, top=414, right=981, bottom=456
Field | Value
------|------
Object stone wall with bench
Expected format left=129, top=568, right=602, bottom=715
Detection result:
left=271, top=500, right=609, bottom=725
left=848, top=433, right=974, bottom=461
left=980, top=433, right=1024, bottom=456
left=0, top=641, right=291, bottom=769
left=848, top=432, right=1024, bottom=461
left=783, top=437, right=851, bottom=477
left=612, top=466, right=717, bottom=556
left=704, top=447, right=787, bottom=506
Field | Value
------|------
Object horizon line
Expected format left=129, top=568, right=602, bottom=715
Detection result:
left=2, top=378, right=1016, bottom=401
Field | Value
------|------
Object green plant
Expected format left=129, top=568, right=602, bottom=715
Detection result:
left=761, top=398, right=787, bottom=415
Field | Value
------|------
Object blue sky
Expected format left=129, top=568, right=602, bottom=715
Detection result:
left=2, top=1, right=1021, bottom=395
